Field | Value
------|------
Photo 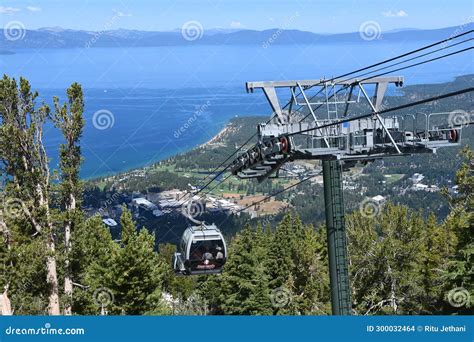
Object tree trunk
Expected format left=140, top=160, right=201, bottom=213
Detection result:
left=100, top=305, right=108, bottom=316
left=47, top=233, right=60, bottom=315
left=63, top=222, right=72, bottom=315
left=387, top=264, right=398, bottom=314
left=38, top=190, right=60, bottom=316
left=1, top=219, right=13, bottom=315
left=63, top=194, right=76, bottom=315
left=1, top=285, right=12, bottom=316
left=40, top=179, right=60, bottom=315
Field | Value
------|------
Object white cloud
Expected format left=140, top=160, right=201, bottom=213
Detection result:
left=113, top=9, right=132, bottom=17
left=0, top=6, right=20, bottom=14
left=26, top=6, right=42, bottom=12
left=382, top=10, right=408, bottom=18
left=230, top=21, right=243, bottom=29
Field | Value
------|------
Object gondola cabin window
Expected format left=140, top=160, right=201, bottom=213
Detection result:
left=189, top=239, right=225, bottom=272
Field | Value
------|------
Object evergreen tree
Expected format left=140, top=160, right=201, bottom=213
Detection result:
left=71, top=215, right=118, bottom=314
left=201, top=214, right=332, bottom=315
left=53, top=82, right=85, bottom=315
left=348, top=203, right=446, bottom=314
left=0, top=212, right=47, bottom=314
left=219, top=224, right=272, bottom=315
left=292, top=225, right=331, bottom=314
left=267, top=213, right=296, bottom=290
left=86, top=209, right=169, bottom=315
left=442, top=147, right=473, bottom=312
left=0, top=75, right=60, bottom=314
left=158, top=243, right=196, bottom=300
left=418, top=213, right=456, bottom=312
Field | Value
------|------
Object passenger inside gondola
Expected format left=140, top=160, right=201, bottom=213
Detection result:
left=190, top=241, right=202, bottom=261
left=183, top=234, right=227, bottom=272
left=202, top=249, right=213, bottom=261
left=215, top=246, right=224, bottom=260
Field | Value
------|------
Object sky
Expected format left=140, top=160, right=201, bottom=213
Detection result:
left=0, top=0, right=473, bottom=33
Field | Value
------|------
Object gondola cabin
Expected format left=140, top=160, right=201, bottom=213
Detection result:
left=173, top=224, right=227, bottom=275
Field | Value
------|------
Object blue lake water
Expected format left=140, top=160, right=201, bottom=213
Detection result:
left=1, top=42, right=472, bottom=178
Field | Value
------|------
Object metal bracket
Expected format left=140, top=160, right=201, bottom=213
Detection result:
left=262, top=86, right=285, bottom=123
left=358, top=83, right=402, bottom=154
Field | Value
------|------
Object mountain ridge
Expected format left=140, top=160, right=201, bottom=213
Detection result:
left=1, top=24, right=472, bottom=48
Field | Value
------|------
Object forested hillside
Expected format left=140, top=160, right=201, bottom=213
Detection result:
left=0, top=75, right=472, bottom=315
left=158, top=150, right=473, bottom=315
left=91, top=75, right=474, bottom=231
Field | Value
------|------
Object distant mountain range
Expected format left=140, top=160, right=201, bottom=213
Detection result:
left=0, top=24, right=472, bottom=49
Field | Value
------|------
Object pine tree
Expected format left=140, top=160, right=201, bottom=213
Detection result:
left=292, top=225, right=331, bottom=314
left=248, top=224, right=272, bottom=315
left=0, top=196, right=49, bottom=315
left=348, top=203, right=433, bottom=314
left=0, top=75, right=60, bottom=315
left=87, top=209, right=169, bottom=315
left=267, top=213, right=296, bottom=290
left=418, top=213, right=456, bottom=312
left=219, top=224, right=272, bottom=315
left=53, top=82, right=85, bottom=315
left=346, top=209, right=381, bottom=314
left=442, top=147, right=473, bottom=312
left=158, top=243, right=196, bottom=300
left=195, top=274, right=223, bottom=315
left=71, top=215, right=118, bottom=314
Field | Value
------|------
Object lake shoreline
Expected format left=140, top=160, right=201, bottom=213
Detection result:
left=81, top=73, right=474, bottom=181
left=82, top=119, right=236, bottom=181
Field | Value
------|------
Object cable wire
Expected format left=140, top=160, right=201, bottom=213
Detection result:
left=218, top=172, right=320, bottom=227
left=180, top=31, right=473, bottom=200
left=296, top=44, right=473, bottom=122
left=282, top=29, right=473, bottom=111
left=287, top=87, right=474, bottom=136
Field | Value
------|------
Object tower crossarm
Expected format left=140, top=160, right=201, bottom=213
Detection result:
left=231, top=76, right=471, bottom=181
left=246, top=76, right=404, bottom=128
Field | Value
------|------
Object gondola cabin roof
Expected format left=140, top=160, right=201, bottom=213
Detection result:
left=182, top=224, right=223, bottom=242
